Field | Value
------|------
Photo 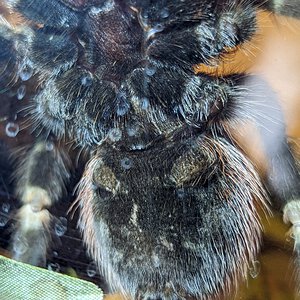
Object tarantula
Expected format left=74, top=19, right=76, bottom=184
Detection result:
left=1, top=0, right=300, bottom=299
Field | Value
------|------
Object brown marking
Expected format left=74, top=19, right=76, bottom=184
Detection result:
left=170, top=146, right=215, bottom=186
left=94, top=162, right=120, bottom=193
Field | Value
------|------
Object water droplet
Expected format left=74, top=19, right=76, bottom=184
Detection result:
left=173, top=105, right=180, bottom=115
left=145, top=65, right=156, bottom=76
left=116, top=92, right=130, bottom=116
left=45, top=141, right=54, bottom=151
left=152, top=254, right=160, bottom=268
left=2, top=203, right=10, bottom=213
left=140, top=97, right=150, bottom=110
left=54, top=217, right=67, bottom=237
left=141, top=10, right=149, bottom=19
left=48, top=262, right=60, bottom=272
left=116, top=104, right=129, bottom=116
left=121, top=157, right=133, bottom=170
left=126, top=124, right=139, bottom=137
left=13, top=235, right=28, bottom=255
left=19, top=64, right=33, bottom=81
left=0, top=215, right=9, bottom=227
left=108, top=128, right=122, bottom=142
left=81, top=73, right=93, bottom=86
left=53, top=251, right=58, bottom=257
left=17, top=85, right=26, bottom=100
left=89, top=1, right=113, bottom=14
left=147, top=24, right=165, bottom=39
left=87, top=261, right=97, bottom=277
left=176, top=188, right=185, bottom=199
left=90, top=6, right=102, bottom=14
left=154, top=23, right=165, bottom=32
left=130, top=144, right=146, bottom=150
left=249, top=260, right=260, bottom=278
left=5, top=122, right=19, bottom=137
left=160, top=8, right=170, bottom=19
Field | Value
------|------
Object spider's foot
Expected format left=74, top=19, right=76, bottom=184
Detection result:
left=283, top=200, right=300, bottom=295
left=11, top=186, right=52, bottom=266
left=284, top=200, right=300, bottom=249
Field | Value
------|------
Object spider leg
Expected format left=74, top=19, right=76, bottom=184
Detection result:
left=263, top=0, right=300, bottom=18
left=11, top=139, right=71, bottom=266
left=7, top=0, right=80, bottom=28
left=0, top=18, right=21, bottom=88
left=223, top=74, right=300, bottom=290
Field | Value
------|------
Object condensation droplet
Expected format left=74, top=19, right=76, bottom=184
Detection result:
left=2, top=202, right=10, bottom=213
left=126, top=123, right=139, bottom=137
left=0, top=215, right=9, bottom=227
left=116, top=104, right=129, bottom=116
left=152, top=254, right=160, bottom=268
left=176, top=188, right=185, bottom=199
left=81, top=73, right=93, bottom=86
left=90, top=6, right=102, bottom=14
left=145, top=65, right=156, bottom=76
left=54, top=217, right=67, bottom=237
left=154, top=23, right=165, bottom=31
left=147, top=24, right=165, bottom=39
left=130, top=144, right=146, bottom=150
left=108, top=128, right=122, bottom=142
left=45, top=141, right=54, bottom=151
left=48, top=262, right=60, bottom=272
left=5, top=122, right=19, bottom=137
left=141, top=10, right=149, bottom=19
left=13, top=235, right=28, bottom=255
left=116, top=93, right=130, bottom=116
left=121, top=157, right=133, bottom=170
left=160, top=8, right=170, bottom=19
left=19, top=64, right=33, bottom=81
left=17, top=85, right=26, bottom=100
left=86, top=261, right=97, bottom=277
left=89, top=1, right=113, bottom=14
left=249, top=260, right=261, bottom=278
left=140, top=97, right=150, bottom=110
